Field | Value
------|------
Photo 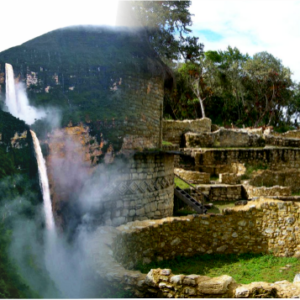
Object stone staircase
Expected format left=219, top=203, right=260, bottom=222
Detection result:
left=174, top=186, right=207, bottom=214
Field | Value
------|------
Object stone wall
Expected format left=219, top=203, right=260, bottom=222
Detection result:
left=174, top=168, right=210, bottom=184
left=185, top=128, right=265, bottom=148
left=90, top=203, right=300, bottom=298
left=113, top=199, right=300, bottom=270
left=101, top=153, right=175, bottom=226
left=190, top=148, right=300, bottom=175
left=272, top=130, right=300, bottom=139
left=265, top=135, right=300, bottom=148
left=163, top=118, right=211, bottom=146
left=208, top=185, right=243, bottom=201
left=45, top=127, right=174, bottom=227
left=244, top=185, right=291, bottom=199
left=174, top=154, right=196, bottom=171
left=250, top=169, right=300, bottom=193
left=220, top=173, right=240, bottom=185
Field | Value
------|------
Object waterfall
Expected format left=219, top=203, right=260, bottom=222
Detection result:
left=5, top=63, right=46, bottom=124
left=5, top=63, right=19, bottom=117
left=30, top=130, right=55, bottom=230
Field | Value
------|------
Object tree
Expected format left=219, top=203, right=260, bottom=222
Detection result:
left=242, top=52, right=293, bottom=127
left=116, top=1, right=204, bottom=62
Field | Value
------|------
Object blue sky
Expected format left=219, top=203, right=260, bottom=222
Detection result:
left=190, top=0, right=300, bottom=81
left=1, top=0, right=300, bottom=82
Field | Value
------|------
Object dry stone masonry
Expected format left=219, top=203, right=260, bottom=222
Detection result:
left=113, top=199, right=300, bottom=268
left=163, top=118, right=211, bottom=146
left=86, top=200, right=300, bottom=298
left=102, top=153, right=175, bottom=226
left=174, top=168, right=210, bottom=184
left=190, top=148, right=300, bottom=175
left=250, top=169, right=300, bottom=193
left=219, top=173, right=240, bottom=185
left=244, top=184, right=291, bottom=199
left=185, top=128, right=265, bottom=148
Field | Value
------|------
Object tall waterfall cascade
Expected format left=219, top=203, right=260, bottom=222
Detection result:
left=5, top=63, right=45, bottom=124
left=5, top=63, right=19, bottom=117
left=31, top=130, right=55, bottom=230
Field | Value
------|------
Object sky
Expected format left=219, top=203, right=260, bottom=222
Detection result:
left=1, top=0, right=300, bottom=81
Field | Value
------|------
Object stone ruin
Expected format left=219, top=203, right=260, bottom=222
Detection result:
left=44, top=114, right=300, bottom=297
left=87, top=118, right=300, bottom=298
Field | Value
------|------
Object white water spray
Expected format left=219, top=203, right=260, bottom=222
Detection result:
left=5, top=63, right=19, bottom=117
left=5, top=63, right=46, bottom=125
left=30, top=130, right=55, bottom=230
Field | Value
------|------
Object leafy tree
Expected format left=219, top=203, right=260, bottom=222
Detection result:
left=118, top=1, right=204, bottom=62
left=242, top=52, right=293, bottom=127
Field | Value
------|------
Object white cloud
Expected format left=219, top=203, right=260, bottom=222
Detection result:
left=190, top=0, right=300, bottom=81
left=0, top=0, right=118, bottom=52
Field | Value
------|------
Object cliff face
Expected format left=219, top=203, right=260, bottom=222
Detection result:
left=0, top=110, right=42, bottom=204
left=0, top=26, right=169, bottom=152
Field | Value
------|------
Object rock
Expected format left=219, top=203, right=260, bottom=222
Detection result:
left=216, top=245, right=228, bottom=252
left=170, top=237, right=181, bottom=246
left=294, top=274, right=300, bottom=283
left=145, top=269, right=160, bottom=287
left=235, top=286, right=250, bottom=298
left=160, top=269, right=171, bottom=276
left=183, top=275, right=200, bottom=286
left=198, top=275, right=234, bottom=294
left=170, top=275, right=184, bottom=284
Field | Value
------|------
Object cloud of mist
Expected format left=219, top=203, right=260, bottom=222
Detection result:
left=0, top=175, right=107, bottom=298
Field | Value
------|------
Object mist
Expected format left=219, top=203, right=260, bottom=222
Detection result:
left=5, top=81, right=46, bottom=125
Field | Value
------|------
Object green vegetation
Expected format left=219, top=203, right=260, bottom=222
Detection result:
left=124, top=1, right=203, bottom=63
left=0, top=224, right=39, bottom=298
left=164, top=46, right=300, bottom=130
left=240, top=163, right=268, bottom=180
left=135, top=253, right=300, bottom=284
left=162, top=140, right=174, bottom=146
left=0, top=111, right=50, bottom=298
left=207, top=201, right=236, bottom=214
left=174, top=177, right=191, bottom=189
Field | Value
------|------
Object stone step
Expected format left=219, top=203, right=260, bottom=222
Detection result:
left=174, top=187, right=207, bottom=214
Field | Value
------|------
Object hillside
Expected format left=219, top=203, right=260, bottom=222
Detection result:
left=0, top=26, right=169, bottom=127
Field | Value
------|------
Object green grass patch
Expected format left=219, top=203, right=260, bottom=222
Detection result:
left=241, top=163, right=268, bottom=180
left=207, top=201, right=236, bottom=214
left=174, top=177, right=192, bottom=189
left=135, top=253, right=300, bottom=284
left=210, top=175, right=219, bottom=181
left=174, top=208, right=196, bottom=217
left=162, top=140, right=174, bottom=146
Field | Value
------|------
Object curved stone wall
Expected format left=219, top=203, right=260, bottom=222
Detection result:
left=113, top=199, right=300, bottom=269
left=101, top=152, right=175, bottom=226
left=89, top=209, right=300, bottom=298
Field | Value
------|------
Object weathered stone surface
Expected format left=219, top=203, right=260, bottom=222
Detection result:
left=265, top=134, right=300, bottom=147
left=184, top=147, right=300, bottom=175
left=174, top=168, right=210, bottom=184
left=198, top=275, right=234, bottom=294
left=250, top=169, right=300, bottom=193
left=244, top=184, right=291, bottom=198
left=90, top=225, right=300, bottom=298
left=220, top=173, right=240, bottom=185
left=185, top=128, right=265, bottom=148
left=163, top=118, right=211, bottom=146
left=113, top=199, right=300, bottom=270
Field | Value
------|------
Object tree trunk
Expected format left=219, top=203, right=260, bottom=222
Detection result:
left=199, top=98, right=205, bottom=118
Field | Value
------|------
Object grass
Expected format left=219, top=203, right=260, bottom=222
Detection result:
left=162, top=140, right=175, bottom=146
left=210, top=175, right=219, bottom=181
left=174, top=177, right=193, bottom=189
left=207, top=201, right=236, bottom=214
left=240, top=163, right=268, bottom=180
left=135, top=253, right=300, bottom=284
